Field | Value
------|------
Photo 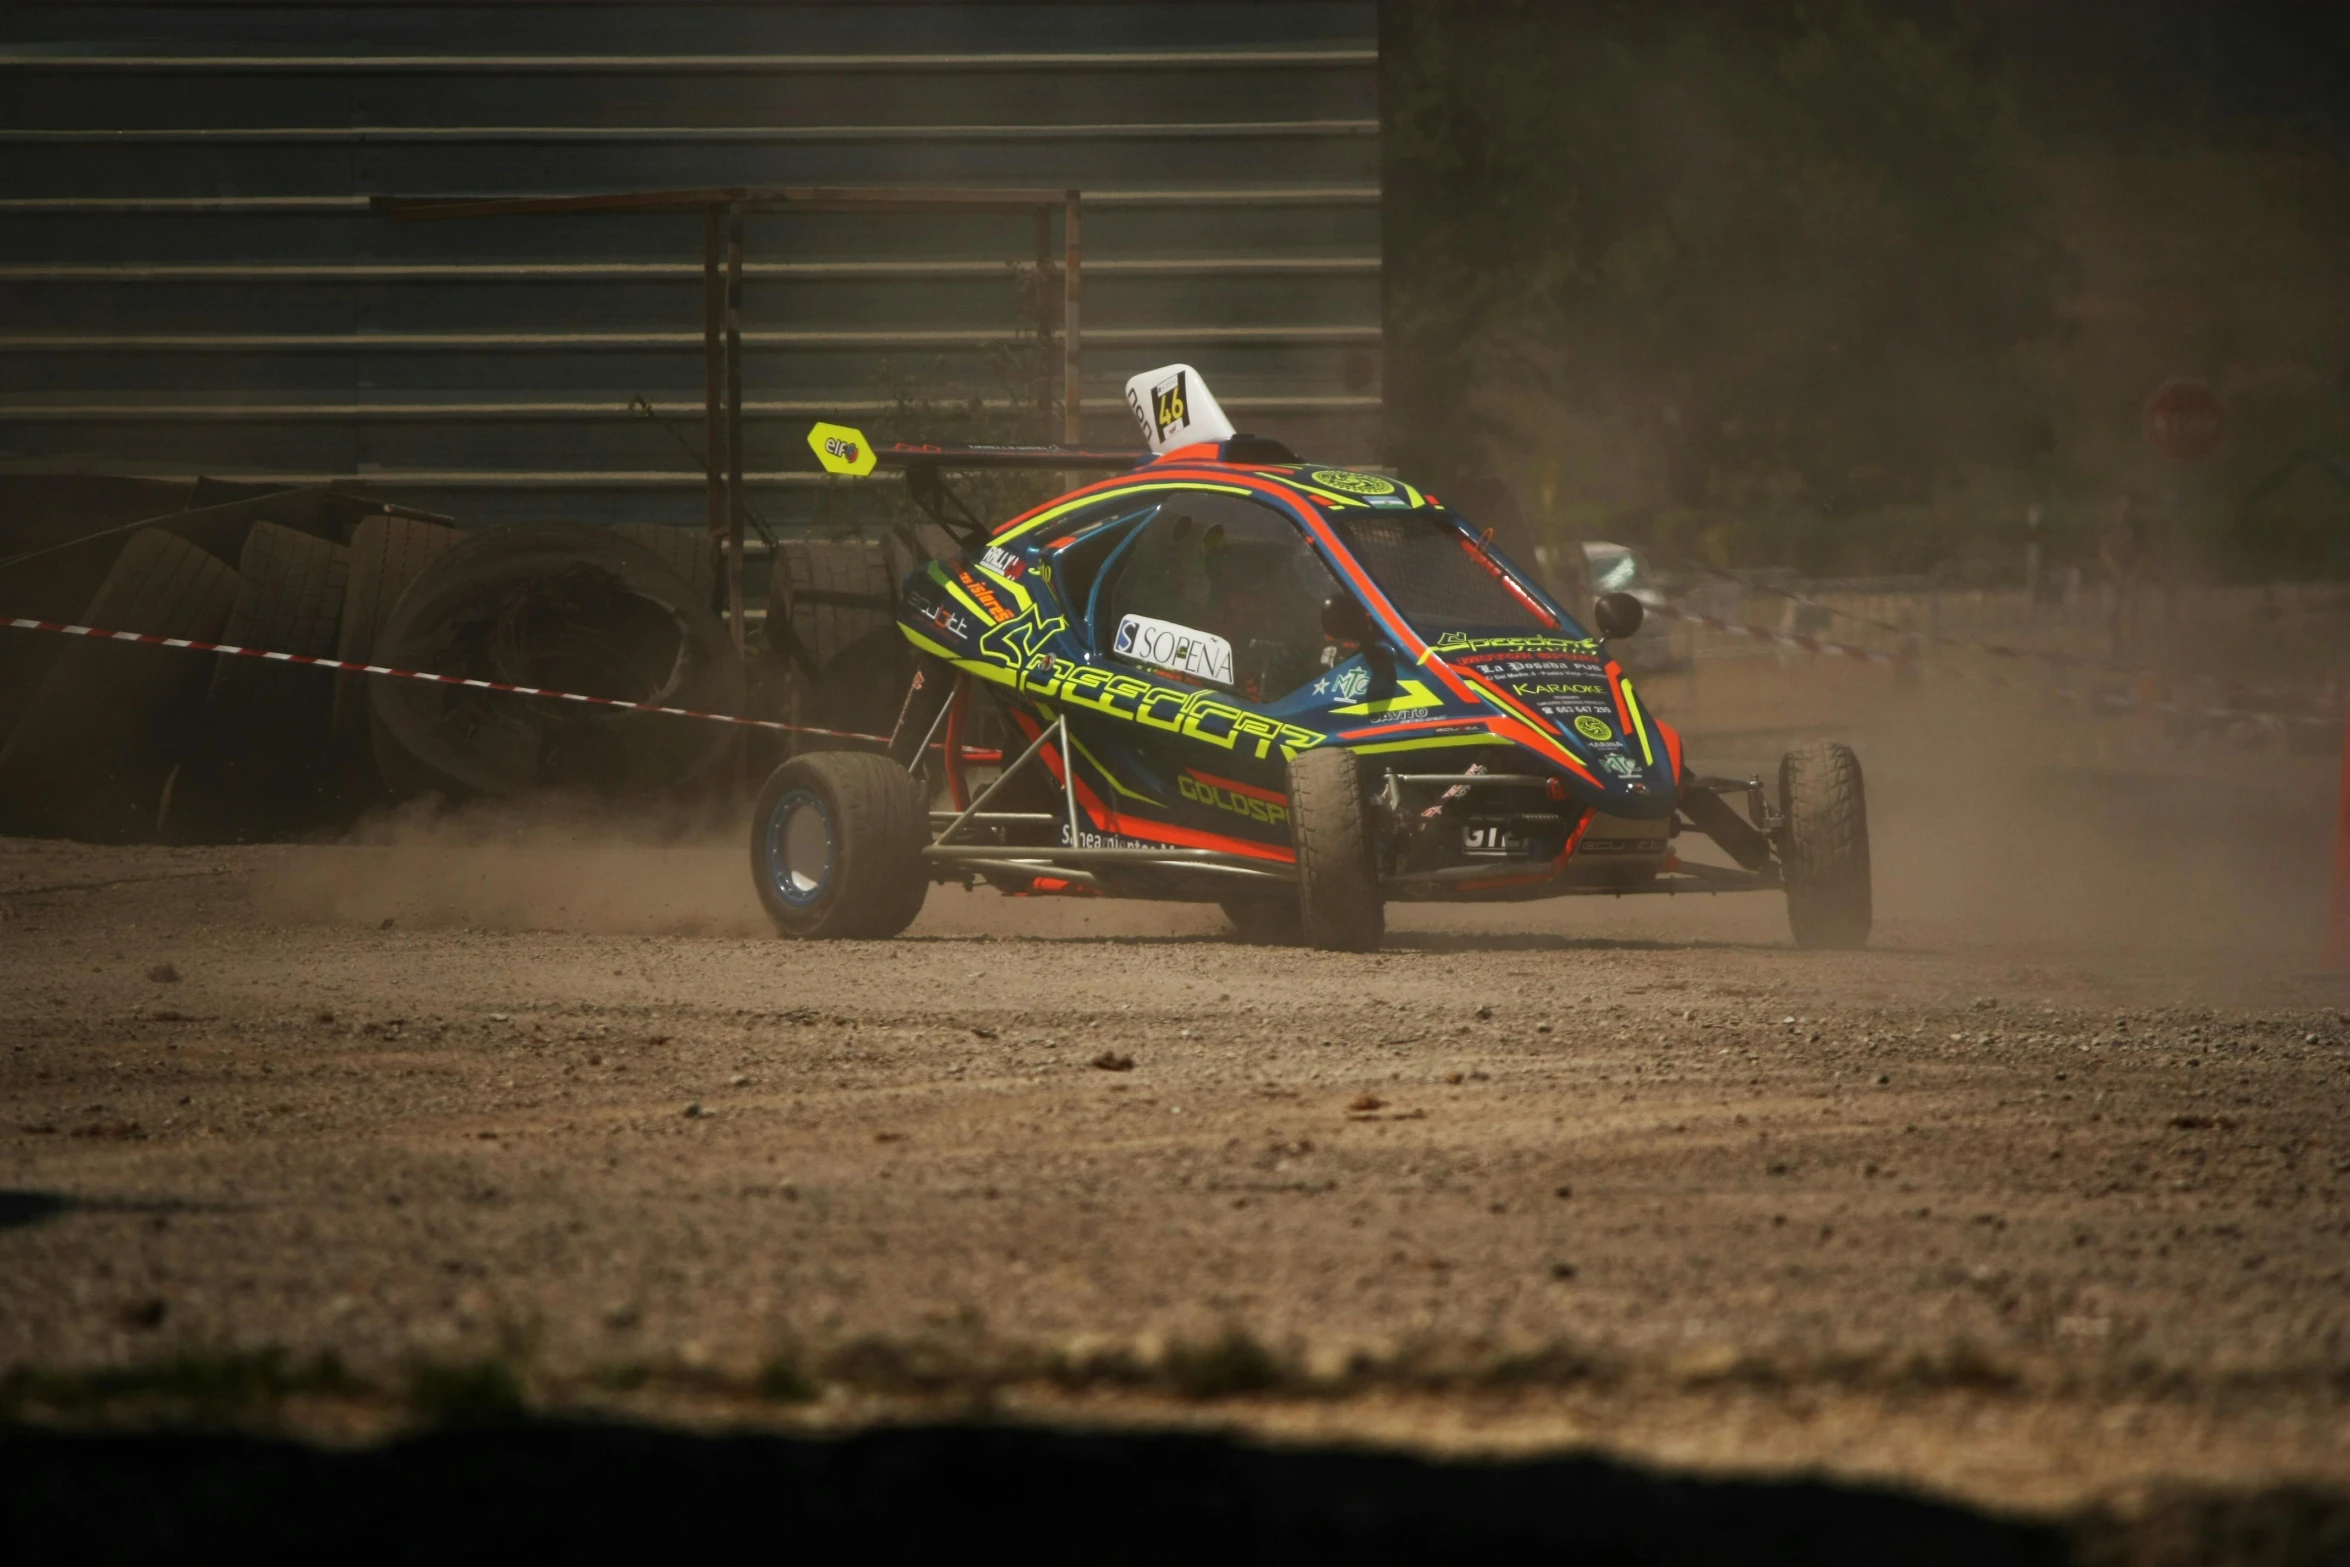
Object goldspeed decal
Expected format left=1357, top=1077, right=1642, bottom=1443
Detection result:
left=1178, top=771, right=1291, bottom=826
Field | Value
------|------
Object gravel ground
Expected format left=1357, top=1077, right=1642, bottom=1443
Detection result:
left=3, top=673, right=2346, bottom=1530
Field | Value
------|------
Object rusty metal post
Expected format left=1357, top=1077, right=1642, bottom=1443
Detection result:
left=1061, top=190, right=1082, bottom=448
left=701, top=205, right=726, bottom=589
left=723, top=199, right=747, bottom=658
left=1033, top=207, right=1054, bottom=435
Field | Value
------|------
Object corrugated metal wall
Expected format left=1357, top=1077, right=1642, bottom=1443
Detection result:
left=0, top=2, right=1380, bottom=530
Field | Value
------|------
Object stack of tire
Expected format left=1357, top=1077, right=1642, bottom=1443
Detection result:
left=760, top=528, right=926, bottom=751
left=364, top=520, right=741, bottom=804
left=0, top=499, right=745, bottom=842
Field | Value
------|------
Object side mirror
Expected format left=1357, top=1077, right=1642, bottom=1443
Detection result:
left=1321, top=594, right=1375, bottom=645
left=1593, top=591, right=1645, bottom=641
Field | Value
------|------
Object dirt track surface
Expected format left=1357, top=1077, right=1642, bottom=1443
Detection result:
left=5, top=740, right=2349, bottom=1525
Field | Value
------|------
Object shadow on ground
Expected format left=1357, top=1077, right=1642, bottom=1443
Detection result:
left=0, top=1190, right=237, bottom=1234
left=5, top=1418, right=2071, bottom=1562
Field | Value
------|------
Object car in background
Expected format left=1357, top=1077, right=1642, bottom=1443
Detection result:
left=1580, top=541, right=1685, bottom=672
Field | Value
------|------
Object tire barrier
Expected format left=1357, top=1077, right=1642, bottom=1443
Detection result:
left=766, top=533, right=921, bottom=752
left=0, top=530, right=241, bottom=841
left=0, top=494, right=903, bottom=843
left=366, top=520, right=746, bottom=800
left=329, top=514, right=459, bottom=797
left=170, top=523, right=352, bottom=836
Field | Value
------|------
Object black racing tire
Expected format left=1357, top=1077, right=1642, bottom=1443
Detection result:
left=1778, top=740, right=1872, bottom=949
left=368, top=520, right=743, bottom=800
left=1220, top=895, right=1304, bottom=946
left=330, top=514, right=458, bottom=779
left=1288, top=746, right=1384, bottom=952
left=611, top=523, right=720, bottom=614
left=173, top=523, right=349, bottom=835
left=766, top=535, right=915, bottom=749
left=749, top=750, right=929, bottom=939
left=0, top=529, right=240, bottom=841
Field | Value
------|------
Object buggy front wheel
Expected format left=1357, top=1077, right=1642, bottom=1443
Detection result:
left=751, top=751, right=929, bottom=939
left=1287, top=747, right=1384, bottom=952
left=1777, top=741, right=1871, bottom=949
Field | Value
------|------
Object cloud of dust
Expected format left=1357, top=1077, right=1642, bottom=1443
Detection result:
left=250, top=665, right=2338, bottom=961
left=254, top=794, right=769, bottom=936
left=253, top=792, right=1232, bottom=942
left=1670, top=658, right=2341, bottom=963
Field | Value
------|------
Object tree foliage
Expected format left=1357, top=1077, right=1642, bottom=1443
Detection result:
left=1383, top=1, right=2070, bottom=572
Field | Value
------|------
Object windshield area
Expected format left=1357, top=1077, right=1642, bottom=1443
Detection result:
left=1329, top=509, right=1564, bottom=636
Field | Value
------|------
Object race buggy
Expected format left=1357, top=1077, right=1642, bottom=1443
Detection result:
left=749, top=366, right=1870, bottom=951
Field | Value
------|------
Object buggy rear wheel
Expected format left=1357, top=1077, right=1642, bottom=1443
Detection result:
left=751, top=750, right=929, bottom=939
left=1288, top=746, right=1383, bottom=952
left=1778, top=741, right=1872, bottom=949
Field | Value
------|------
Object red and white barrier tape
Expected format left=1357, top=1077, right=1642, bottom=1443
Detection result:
left=1646, top=600, right=2339, bottom=731
left=1655, top=552, right=2337, bottom=708
left=1, top=615, right=889, bottom=744
left=6, top=608, right=2332, bottom=743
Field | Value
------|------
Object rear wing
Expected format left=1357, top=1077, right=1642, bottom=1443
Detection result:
left=799, top=420, right=1138, bottom=548
left=802, top=420, right=1137, bottom=477
left=875, top=442, right=1141, bottom=472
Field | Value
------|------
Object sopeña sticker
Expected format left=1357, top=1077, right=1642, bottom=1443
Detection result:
left=1113, top=613, right=1234, bottom=686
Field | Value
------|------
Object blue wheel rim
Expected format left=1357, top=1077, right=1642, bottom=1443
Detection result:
left=764, top=788, right=834, bottom=907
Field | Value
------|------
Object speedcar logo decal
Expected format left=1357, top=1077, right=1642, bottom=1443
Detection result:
left=1113, top=613, right=1233, bottom=687
left=1019, top=659, right=1323, bottom=762
left=974, top=603, right=1066, bottom=670
left=1434, top=633, right=1603, bottom=655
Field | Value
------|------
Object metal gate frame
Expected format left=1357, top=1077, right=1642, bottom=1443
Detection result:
left=373, top=185, right=1084, bottom=658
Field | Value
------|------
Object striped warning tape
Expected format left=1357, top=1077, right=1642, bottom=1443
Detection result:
left=1656, top=551, right=2337, bottom=708
left=1, top=614, right=890, bottom=743
left=1650, top=599, right=1908, bottom=670
left=1645, top=600, right=2340, bottom=732
left=9, top=607, right=2333, bottom=743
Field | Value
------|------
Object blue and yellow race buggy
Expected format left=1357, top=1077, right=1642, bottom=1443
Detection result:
left=750, top=366, right=1869, bottom=952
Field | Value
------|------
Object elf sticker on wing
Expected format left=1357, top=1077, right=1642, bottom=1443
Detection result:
left=1112, top=613, right=1234, bottom=686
